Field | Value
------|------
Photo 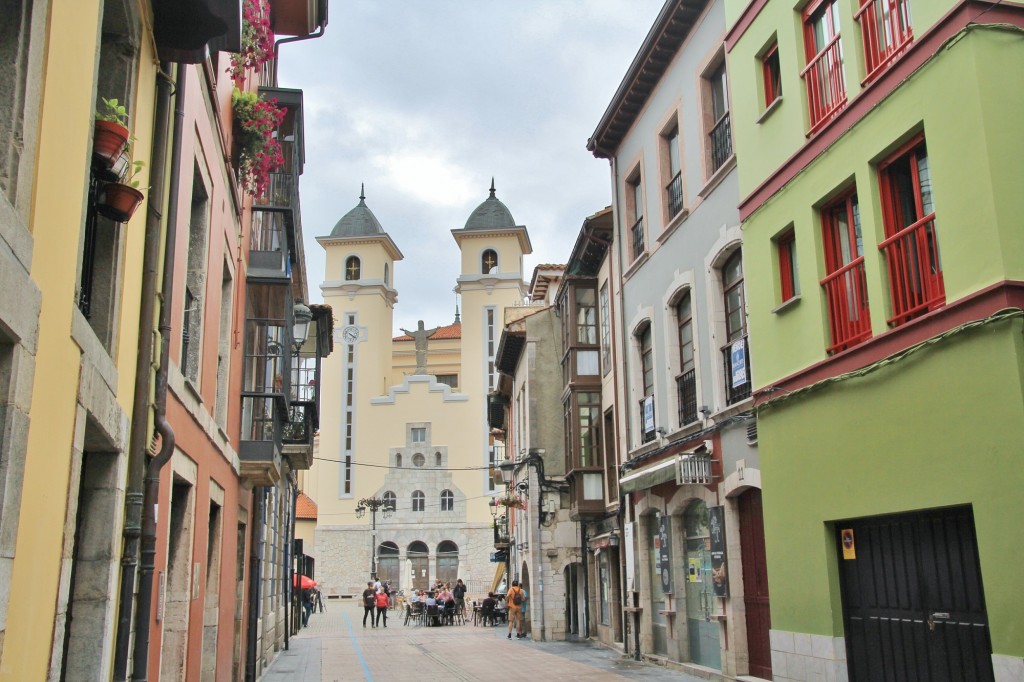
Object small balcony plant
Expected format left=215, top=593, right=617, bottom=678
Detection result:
left=232, top=88, right=287, bottom=198
left=97, top=158, right=146, bottom=223
left=93, top=97, right=130, bottom=170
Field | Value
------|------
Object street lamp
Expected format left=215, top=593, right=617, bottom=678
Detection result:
left=292, top=301, right=313, bottom=352
left=496, top=457, right=516, bottom=585
left=355, top=496, right=394, bottom=580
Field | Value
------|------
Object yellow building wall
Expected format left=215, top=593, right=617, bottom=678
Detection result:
left=3, top=1, right=155, bottom=678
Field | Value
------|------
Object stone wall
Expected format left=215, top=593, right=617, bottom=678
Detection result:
left=315, top=523, right=495, bottom=597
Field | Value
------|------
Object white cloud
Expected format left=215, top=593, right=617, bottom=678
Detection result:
left=279, top=0, right=665, bottom=330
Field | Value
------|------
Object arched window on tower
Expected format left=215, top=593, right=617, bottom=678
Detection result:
left=481, top=249, right=498, bottom=274
left=440, top=489, right=454, bottom=511
left=383, top=491, right=397, bottom=511
left=412, top=490, right=425, bottom=512
left=345, top=256, right=361, bottom=281
left=384, top=262, right=389, bottom=286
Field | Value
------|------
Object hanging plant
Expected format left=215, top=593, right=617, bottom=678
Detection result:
left=496, top=493, right=527, bottom=510
left=232, top=88, right=287, bottom=198
left=228, top=0, right=275, bottom=86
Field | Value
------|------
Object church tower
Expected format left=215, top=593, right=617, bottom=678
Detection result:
left=316, top=187, right=403, bottom=498
left=452, top=180, right=532, bottom=490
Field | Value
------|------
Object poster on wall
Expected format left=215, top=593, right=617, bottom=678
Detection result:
left=731, top=340, right=747, bottom=388
left=658, top=515, right=673, bottom=594
left=643, top=395, right=655, bottom=437
left=709, top=505, right=729, bottom=597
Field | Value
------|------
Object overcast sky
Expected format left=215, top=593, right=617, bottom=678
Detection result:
left=278, top=0, right=665, bottom=333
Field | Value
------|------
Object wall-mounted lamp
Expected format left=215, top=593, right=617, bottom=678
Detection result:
left=292, top=301, right=313, bottom=352
left=498, top=457, right=515, bottom=485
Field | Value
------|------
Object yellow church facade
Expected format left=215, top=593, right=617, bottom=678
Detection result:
left=306, top=183, right=531, bottom=596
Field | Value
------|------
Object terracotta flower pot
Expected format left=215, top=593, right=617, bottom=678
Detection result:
left=97, top=183, right=144, bottom=223
left=93, top=120, right=130, bottom=169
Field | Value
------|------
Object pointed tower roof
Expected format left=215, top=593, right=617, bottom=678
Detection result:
left=464, top=178, right=516, bottom=230
left=329, top=184, right=385, bottom=237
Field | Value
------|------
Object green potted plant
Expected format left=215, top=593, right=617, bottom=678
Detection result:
left=94, top=97, right=131, bottom=173
left=97, top=158, right=145, bottom=223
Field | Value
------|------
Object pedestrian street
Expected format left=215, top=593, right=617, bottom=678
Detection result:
left=260, top=601, right=709, bottom=682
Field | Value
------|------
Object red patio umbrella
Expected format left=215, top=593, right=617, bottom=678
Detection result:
left=293, top=574, right=316, bottom=590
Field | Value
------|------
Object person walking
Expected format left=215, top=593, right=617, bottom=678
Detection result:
left=505, top=579, right=526, bottom=639
left=375, top=588, right=390, bottom=627
left=362, top=581, right=376, bottom=628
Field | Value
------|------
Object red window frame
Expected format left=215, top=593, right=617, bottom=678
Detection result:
left=801, top=0, right=847, bottom=134
left=855, top=0, right=913, bottom=83
left=776, top=229, right=797, bottom=302
left=877, top=133, right=944, bottom=325
left=762, top=42, right=782, bottom=106
left=819, top=189, right=872, bottom=352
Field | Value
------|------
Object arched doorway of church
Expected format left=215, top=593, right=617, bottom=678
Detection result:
left=408, top=541, right=429, bottom=591
left=378, top=542, right=399, bottom=587
left=436, top=541, right=458, bottom=585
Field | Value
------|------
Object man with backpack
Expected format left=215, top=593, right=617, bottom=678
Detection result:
left=505, top=579, right=526, bottom=639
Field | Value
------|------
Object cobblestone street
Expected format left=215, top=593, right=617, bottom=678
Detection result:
left=261, top=602, right=709, bottom=682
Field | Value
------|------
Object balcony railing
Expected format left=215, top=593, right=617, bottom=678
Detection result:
left=241, top=393, right=279, bottom=442
left=878, top=213, right=944, bottom=326
left=630, top=216, right=644, bottom=262
left=254, top=171, right=296, bottom=210
left=802, top=34, right=847, bottom=134
left=821, top=257, right=872, bottom=353
left=283, top=401, right=314, bottom=445
left=721, top=336, right=751, bottom=405
left=856, top=0, right=913, bottom=82
left=709, top=113, right=732, bottom=173
left=676, top=369, right=697, bottom=426
left=665, top=171, right=684, bottom=219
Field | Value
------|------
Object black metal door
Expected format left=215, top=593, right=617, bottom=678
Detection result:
left=836, top=506, right=994, bottom=682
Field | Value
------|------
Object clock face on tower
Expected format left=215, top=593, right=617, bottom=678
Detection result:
left=342, top=325, right=359, bottom=344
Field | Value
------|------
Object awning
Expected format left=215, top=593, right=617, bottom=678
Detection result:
left=489, top=562, right=506, bottom=595
left=619, top=457, right=676, bottom=494
left=152, top=0, right=241, bottom=63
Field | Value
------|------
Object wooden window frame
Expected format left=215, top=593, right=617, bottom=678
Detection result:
left=876, top=133, right=944, bottom=325
left=820, top=188, right=872, bottom=352
left=762, top=42, right=782, bottom=107
left=776, top=229, right=798, bottom=303
left=855, top=0, right=914, bottom=84
left=801, top=0, right=847, bottom=134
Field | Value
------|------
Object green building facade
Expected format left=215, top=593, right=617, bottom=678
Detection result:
left=725, top=0, right=1024, bottom=680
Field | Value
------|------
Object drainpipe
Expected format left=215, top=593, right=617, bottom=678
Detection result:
left=131, top=65, right=187, bottom=682
left=581, top=522, right=589, bottom=639
left=285, top=473, right=297, bottom=650
left=112, top=62, right=174, bottom=681
left=246, top=488, right=267, bottom=682
left=271, top=23, right=327, bottom=85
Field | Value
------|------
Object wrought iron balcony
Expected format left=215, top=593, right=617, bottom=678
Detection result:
left=676, top=368, right=697, bottom=426
left=709, top=113, right=733, bottom=173
left=630, top=216, right=645, bottom=262
left=665, top=171, right=684, bottom=219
